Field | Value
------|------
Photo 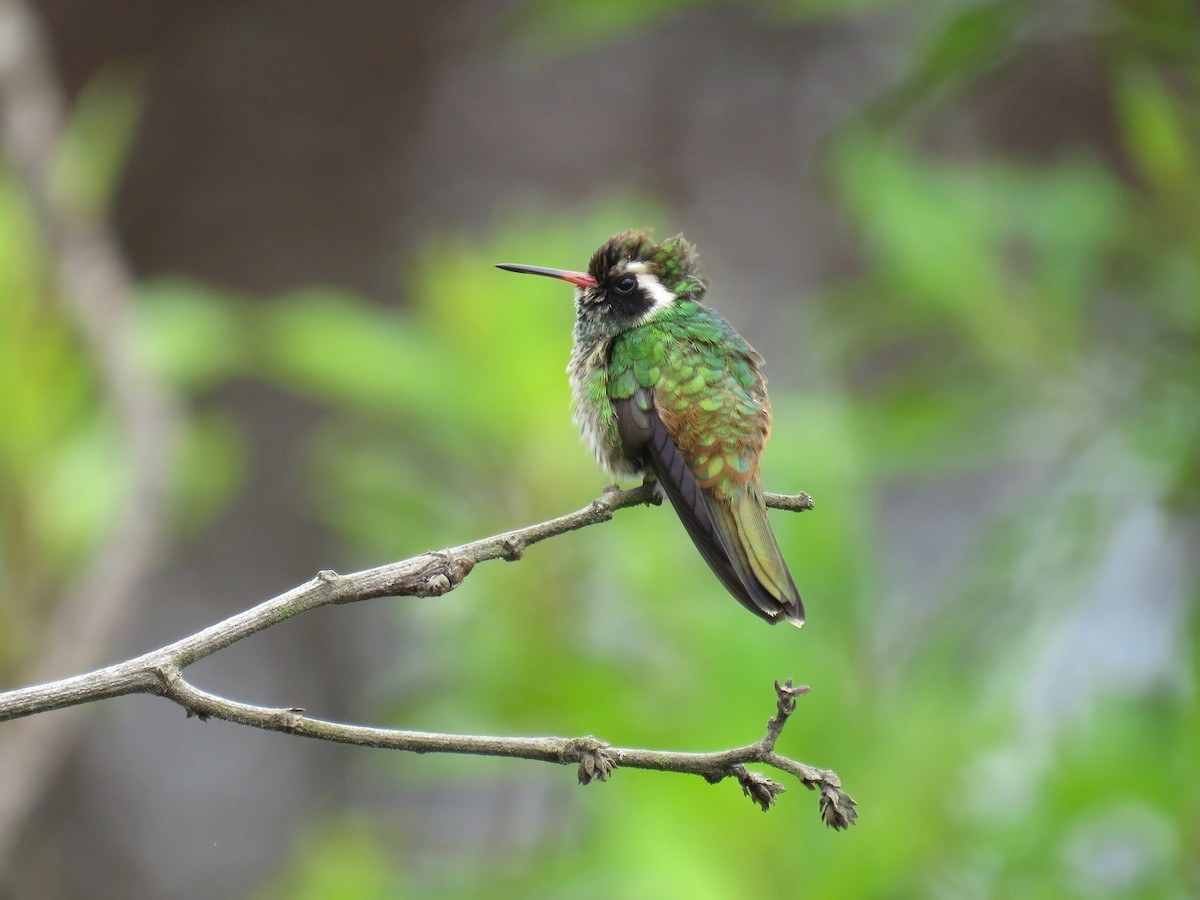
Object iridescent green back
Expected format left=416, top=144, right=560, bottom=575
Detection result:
left=608, top=300, right=770, bottom=502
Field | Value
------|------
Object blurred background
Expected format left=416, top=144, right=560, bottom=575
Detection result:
left=1, top=0, right=1197, bottom=896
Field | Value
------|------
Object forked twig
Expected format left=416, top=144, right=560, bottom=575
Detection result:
left=0, top=487, right=854, bottom=826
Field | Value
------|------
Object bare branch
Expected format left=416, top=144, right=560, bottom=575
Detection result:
left=0, top=486, right=851, bottom=826
left=153, top=669, right=851, bottom=822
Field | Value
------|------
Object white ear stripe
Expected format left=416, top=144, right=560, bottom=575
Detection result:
left=636, top=273, right=675, bottom=320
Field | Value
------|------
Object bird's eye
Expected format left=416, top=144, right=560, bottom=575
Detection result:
left=614, top=274, right=637, bottom=295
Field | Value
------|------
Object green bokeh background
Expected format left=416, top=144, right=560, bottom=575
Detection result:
left=2, top=1, right=1198, bottom=896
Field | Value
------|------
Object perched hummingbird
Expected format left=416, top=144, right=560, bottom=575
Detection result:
left=497, top=231, right=803, bottom=627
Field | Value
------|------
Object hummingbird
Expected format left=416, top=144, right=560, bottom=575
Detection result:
left=497, top=231, right=803, bottom=627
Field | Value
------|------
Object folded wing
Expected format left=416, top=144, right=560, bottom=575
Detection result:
left=613, top=388, right=803, bottom=625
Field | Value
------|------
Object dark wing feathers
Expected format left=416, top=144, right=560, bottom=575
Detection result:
left=612, top=392, right=800, bottom=624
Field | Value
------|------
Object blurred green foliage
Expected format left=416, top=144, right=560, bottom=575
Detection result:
left=0, top=65, right=145, bottom=677
left=0, top=164, right=101, bottom=675
left=0, top=67, right=247, bottom=677
left=3, top=1, right=1199, bottom=897
left=256, top=2, right=1199, bottom=895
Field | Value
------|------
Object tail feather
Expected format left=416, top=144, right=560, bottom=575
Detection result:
left=708, top=487, right=804, bottom=627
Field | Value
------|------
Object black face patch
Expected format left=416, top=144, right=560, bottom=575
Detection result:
left=602, top=272, right=653, bottom=319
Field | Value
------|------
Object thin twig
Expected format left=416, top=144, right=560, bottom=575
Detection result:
left=156, top=670, right=856, bottom=827
left=0, top=487, right=852, bottom=827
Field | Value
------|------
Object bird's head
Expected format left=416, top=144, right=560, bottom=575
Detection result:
left=497, top=230, right=706, bottom=338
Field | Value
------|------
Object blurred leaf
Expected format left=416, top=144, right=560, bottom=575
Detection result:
left=832, top=133, right=1124, bottom=375
left=134, top=279, right=248, bottom=390
left=868, top=0, right=1027, bottom=123
left=50, top=63, right=143, bottom=218
left=33, top=411, right=127, bottom=569
left=1115, top=63, right=1194, bottom=190
left=914, top=0, right=1023, bottom=84
left=0, top=172, right=91, bottom=472
left=255, top=820, right=401, bottom=900
left=505, top=0, right=713, bottom=51
left=0, top=166, right=103, bottom=627
left=764, top=0, right=901, bottom=21
left=1110, top=0, right=1200, bottom=63
left=170, top=412, right=247, bottom=533
left=260, top=288, right=464, bottom=425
